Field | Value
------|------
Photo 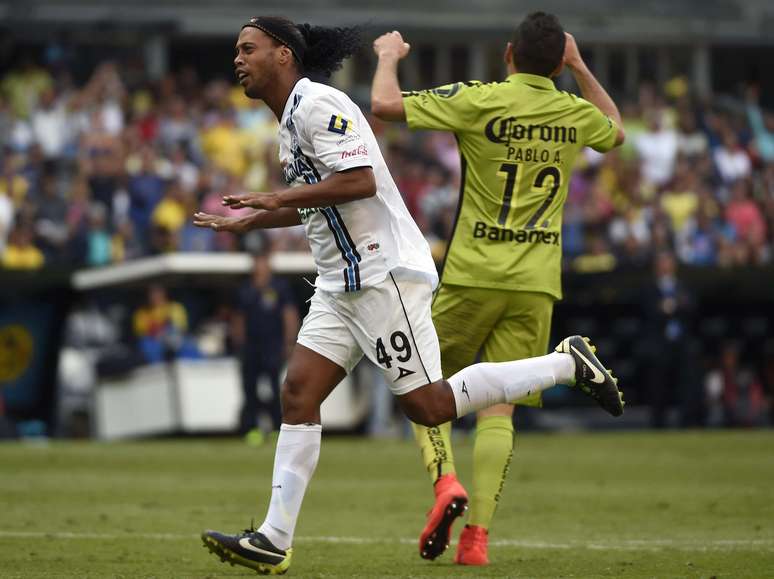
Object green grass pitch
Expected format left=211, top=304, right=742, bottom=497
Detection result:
left=2, top=431, right=773, bottom=578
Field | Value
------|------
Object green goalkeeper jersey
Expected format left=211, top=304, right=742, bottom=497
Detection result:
left=402, top=73, right=618, bottom=299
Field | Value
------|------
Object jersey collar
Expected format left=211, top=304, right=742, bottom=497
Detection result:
left=507, top=73, right=556, bottom=90
left=281, top=77, right=311, bottom=122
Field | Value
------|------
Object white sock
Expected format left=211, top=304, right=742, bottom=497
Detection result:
left=258, top=423, right=322, bottom=550
left=448, top=353, right=575, bottom=417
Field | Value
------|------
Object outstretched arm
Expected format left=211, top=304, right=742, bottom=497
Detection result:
left=563, top=33, right=625, bottom=146
left=221, top=167, right=376, bottom=211
left=371, top=31, right=411, bottom=121
left=193, top=167, right=376, bottom=233
left=193, top=207, right=301, bottom=233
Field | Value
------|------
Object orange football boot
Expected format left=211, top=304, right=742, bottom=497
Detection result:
left=454, top=524, right=489, bottom=566
left=419, top=474, right=468, bottom=560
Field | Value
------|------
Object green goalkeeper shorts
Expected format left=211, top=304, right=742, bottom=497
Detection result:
left=431, top=283, right=555, bottom=407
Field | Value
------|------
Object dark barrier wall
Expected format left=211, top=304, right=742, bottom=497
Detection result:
left=550, top=265, right=774, bottom=427
left=0, top=264, right=771, bottom=435
left=0, top=271, right=72, bottom=436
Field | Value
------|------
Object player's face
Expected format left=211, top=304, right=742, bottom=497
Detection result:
left=234, top=28, right=282, bottom=99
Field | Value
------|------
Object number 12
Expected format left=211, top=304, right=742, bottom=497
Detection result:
left=496, top=163, right=562, bottom=229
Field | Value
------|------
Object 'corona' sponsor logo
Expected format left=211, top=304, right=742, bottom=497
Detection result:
left=473, top=221, right=560, bottom=245
left=485, top=116, right=577, bottom=145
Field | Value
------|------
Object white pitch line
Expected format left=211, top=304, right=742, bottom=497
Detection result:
left=0, top=531, right=772, bottom=552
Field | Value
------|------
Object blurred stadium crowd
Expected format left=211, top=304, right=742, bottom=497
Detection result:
left=1, top=59, right=773, bottom=271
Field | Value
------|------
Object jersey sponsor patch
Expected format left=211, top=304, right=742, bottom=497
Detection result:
left=341, top=144, right=368, bottom=159
left=485, top=116, right=578, bottom=145
left=336, top=133, right=359, bottom=146
left=283, top=154, right=319, bottom=185
left=327, top=114, right=351, bottom=135
left=298, top=207, right=324, bottom=222
left=473, top=221, right=560, bottom=245
left=430, top=82, right=462, bottom=98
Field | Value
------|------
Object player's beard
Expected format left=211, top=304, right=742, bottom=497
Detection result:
left=244, top=69, right=273, bottom=100
left=244, top=78, right=261, bottom=99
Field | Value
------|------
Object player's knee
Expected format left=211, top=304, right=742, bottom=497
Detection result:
left=280, top=375, right=309, bottom=421
left=401, top=399, right=448, bottom=427
left=410, top=411, right=437, bottom=427
left=414, top=410, right=446, bottom=427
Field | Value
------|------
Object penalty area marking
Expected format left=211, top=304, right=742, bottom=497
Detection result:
left=0, top=531, right=772, bottom=552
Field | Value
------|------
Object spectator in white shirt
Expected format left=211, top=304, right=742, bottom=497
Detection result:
left=31, top=88, right=68, bottom=160
left=0, top=189, right=13, bottom=254
left=635, top=109, right=678, bottom=188
left=676, top=111, right=708, bottom=159
left=714, top=130, right=751, bottom=184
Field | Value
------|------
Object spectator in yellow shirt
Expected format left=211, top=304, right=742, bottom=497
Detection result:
left=0, top=153, right=30, bottom=208
left=200, top=111, right=249, bottom=177
left=661, top=162, right=699, bottom=234
left=151, top=180, right=188, bottom=237
left=132, top=285, right=199, bottom=363
left=0, top=58, right=52, bottom=118
left=2, top=224, right=44, bottom=270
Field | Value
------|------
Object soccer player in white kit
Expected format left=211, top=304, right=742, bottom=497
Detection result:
left=194, top=16, right=624, bottom=575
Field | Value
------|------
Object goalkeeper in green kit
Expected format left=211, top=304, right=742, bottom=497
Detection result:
left=371, top=12, right=625, bottom=565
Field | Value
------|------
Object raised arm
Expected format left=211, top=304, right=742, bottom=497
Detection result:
left=371, top=31, right=411, bottom=121
left=563, top=33, right=625, bottom=146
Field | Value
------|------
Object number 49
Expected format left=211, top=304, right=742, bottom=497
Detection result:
left=375, top=331, right=412, bottom=368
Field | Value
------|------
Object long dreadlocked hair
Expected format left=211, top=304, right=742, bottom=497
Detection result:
left=242, top=16, right=362, bottom=79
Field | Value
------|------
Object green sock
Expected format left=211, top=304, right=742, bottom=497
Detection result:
left=469, top=415, right=515, bottom=528
left=412, top=421, right=456, bottom=483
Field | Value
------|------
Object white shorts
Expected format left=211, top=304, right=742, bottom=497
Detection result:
left=297, top=271, right=443, bottom=396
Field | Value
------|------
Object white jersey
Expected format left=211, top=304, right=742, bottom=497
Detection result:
left=277, top=77, right=438, bottom=293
